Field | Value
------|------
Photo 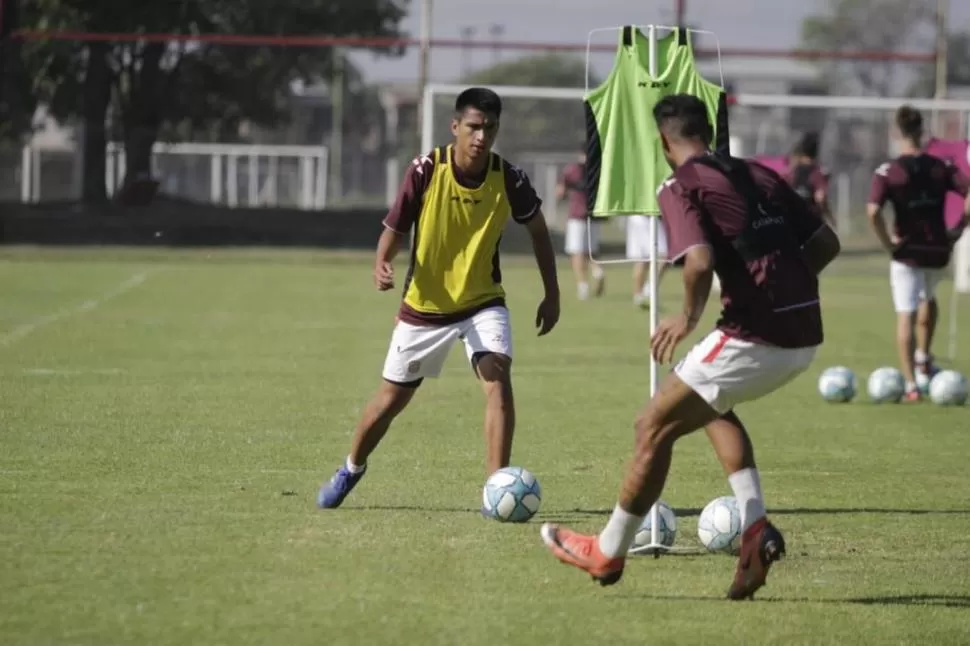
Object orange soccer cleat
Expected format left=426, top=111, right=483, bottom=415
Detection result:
left=540, top=523, right=626, bottom=586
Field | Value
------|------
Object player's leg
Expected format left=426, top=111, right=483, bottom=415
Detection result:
left=541, top=372, right=719, bottom=584
left=588, top=220, right=605, bottom=297
left=627, top=216, right=649, bottom=308
left=889, top=261, right=920, bottom=399
left=461, top=306, right=516, bottom=475
left=565, top=220, right=591, bottom=300
left=914, top=270, right=945, bottom=385
left=317, top=321, right=457, bottom=508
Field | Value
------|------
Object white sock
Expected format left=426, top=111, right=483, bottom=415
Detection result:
left=728, top=468, right=766, bottom=532
left=345, top=455, right=366, bottom=474
left=591, top=265, right=604, bottom=279
left=577, top=282, right=590, bottom=300
left=914, top=349, right=929, bottom=365
left=905, top=380, right=917, bottom=392
left=597, top=503, right=645, bottom=558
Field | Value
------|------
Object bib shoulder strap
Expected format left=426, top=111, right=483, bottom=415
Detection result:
left=436, top=146, right=448, bottom=166
left=691, top=154, right=763, bottom=209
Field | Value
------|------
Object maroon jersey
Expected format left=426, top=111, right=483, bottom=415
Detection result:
left=659, top=153, right=827, bottom=348
left=384, top=147, right=542, bottom=325
left=868, top=153, right=970, bottom=268
left=784, top=162, right=829, bottom=205
left=559, top=162, right=588, bottom=220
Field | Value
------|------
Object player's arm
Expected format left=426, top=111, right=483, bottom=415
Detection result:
left=945, top=163, right=970, bottom=240
left=376, top=155, right=431, bottom=290
left=866, top=163, right=896, bottom=254
left=508, top=162, right=560, bottom=334
left=813, top=167, right=834, bottom=227
left=658, top=182, right=714, bottom=327
left=524, top=211, right=561, bottom=299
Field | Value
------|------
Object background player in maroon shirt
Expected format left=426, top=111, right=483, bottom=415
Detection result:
left=541, top=94, right=842, bottom=600
left=867, top=105, right=970, bottom=400
left=785, top=132, right=833, bottom=227
left=556, top=148, right=605, bottom=300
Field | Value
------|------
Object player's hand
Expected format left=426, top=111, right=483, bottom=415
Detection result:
left=535, top=294, right=560, bottom=336
left=651, top=313, right=696, bottom=365
left=374, top=261, right=394, bottom=291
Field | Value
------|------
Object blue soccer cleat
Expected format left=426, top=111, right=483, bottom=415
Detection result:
left=317, top=465, right=366, bottom=509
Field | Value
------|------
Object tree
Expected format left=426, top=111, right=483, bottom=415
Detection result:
left=911, top=31, right=970, bottom=95
left=19, top=0, right=408, bottom=203
left=461, top=54, right=599, bottom=155
left=800, top=0, right=935, bottom=96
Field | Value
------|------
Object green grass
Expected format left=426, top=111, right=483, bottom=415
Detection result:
left=1, top=246, right=969, bottom=646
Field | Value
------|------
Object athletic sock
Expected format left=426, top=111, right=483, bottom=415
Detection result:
left=728, top=468, right=767, bottom=532
left=597, top=503, right=644, bottom=558
left=345, top=455, right=366, bottom=474
left=591, top=264, right=604, bottom=279
left=577, top=282, right=590, bottom=300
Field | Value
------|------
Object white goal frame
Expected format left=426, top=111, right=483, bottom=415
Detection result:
left=422, top=78, right=970, bottom=554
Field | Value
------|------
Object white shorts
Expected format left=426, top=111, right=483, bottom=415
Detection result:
left=889, top=260, right=945, bottom=313
left=381, top=306, right=512, bottom=383
left=675, top=331, right=818, bottom=414
left=565, top=218, right=600, bottom=255
left=626, top=215, right=668, bottom=260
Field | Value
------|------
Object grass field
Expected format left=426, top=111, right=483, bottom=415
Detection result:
left=2, top=245, right=970, bottom=646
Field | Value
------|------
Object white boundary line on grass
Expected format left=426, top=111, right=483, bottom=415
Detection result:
left=0, top=272, right=151, bottom=348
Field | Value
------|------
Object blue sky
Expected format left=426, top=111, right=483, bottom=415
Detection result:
left=348, top=0, right=970, bottom=84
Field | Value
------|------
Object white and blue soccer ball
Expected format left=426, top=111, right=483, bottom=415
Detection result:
left=928, top=370, right=969, bottom=406
left=697, top=495, right=742, bottom=555
left=630, top=499, right=677, bottom=551
left=818, top=366, right=857, bottom=403
left=482, top=466, right=541, bottom=523
left=867, top=367, right=906, bottom=403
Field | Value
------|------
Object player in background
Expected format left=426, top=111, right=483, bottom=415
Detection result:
left=540, top=95, right=841, bottom=599
left=318, top=88, right=561, bottom=509
left=867, top=105, right=970, bottom=400
left=557, top=148, right=605, bottom=300
left=626, top=214, right=669, bottom=309
left=785, top=132, right=833, bottom=227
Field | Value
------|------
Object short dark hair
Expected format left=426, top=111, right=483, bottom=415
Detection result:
left=895, top=105, right=923, bottom=139
left=455, top=87, right=502, bottom=119
left=652, top=94, right=712, bottom=145
left=792, top=132, right=819, bottom=159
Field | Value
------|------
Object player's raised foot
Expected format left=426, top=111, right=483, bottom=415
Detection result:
left=540, top=523, right=625, bottom=586
left=317, top=464, right=366, bottom=509
left=593, top=273, right=606, bottom=298
left=727, top=518, right=786, bottom=601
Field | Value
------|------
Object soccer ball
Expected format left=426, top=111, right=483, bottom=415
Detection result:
left=482, top=466, right=541, bottom=522
left=867, top=367, right=905, bottom=403
left=818, top=366, right=856, bottom=402
left=697, top=496, right=742, bottom=555
left=928, top=370, right=969, bottom=406
left=630, top=499, right=677, bottom=551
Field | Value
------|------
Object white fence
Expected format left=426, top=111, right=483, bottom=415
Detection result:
left=17, top=142, right=329, bottom=209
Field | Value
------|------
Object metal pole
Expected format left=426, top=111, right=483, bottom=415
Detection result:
left=330, top=48, right=344, bottom=203
left=416, top=0, right=432, bottom=139
left=933, top=0, right=948, bottom=132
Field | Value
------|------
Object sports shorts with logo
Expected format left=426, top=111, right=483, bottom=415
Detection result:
left=889, top=260, right=945, bottom=313
left=675, top=330, right=818, bottom=414
left=382, top=306, right=512, bottom=384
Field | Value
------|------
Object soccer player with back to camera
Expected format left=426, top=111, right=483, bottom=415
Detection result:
left=540, top=95, right=842, bottom=599
left=317, top=88, right=561, bottom=510
left=867, top=105, right=970, bottom=401
left=786, top=132, right=834, bottom=228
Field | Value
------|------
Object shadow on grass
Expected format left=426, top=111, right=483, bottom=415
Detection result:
left=639, top=594, right=970, bottom=608
left=556, top=507, right=970, bottom=519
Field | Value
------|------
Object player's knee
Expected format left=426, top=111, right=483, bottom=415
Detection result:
left=377, top=379, right=419, bottom=415
left=474, top=352, right=512, bottom=384
left=633, top=410, right=676, bottom=453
